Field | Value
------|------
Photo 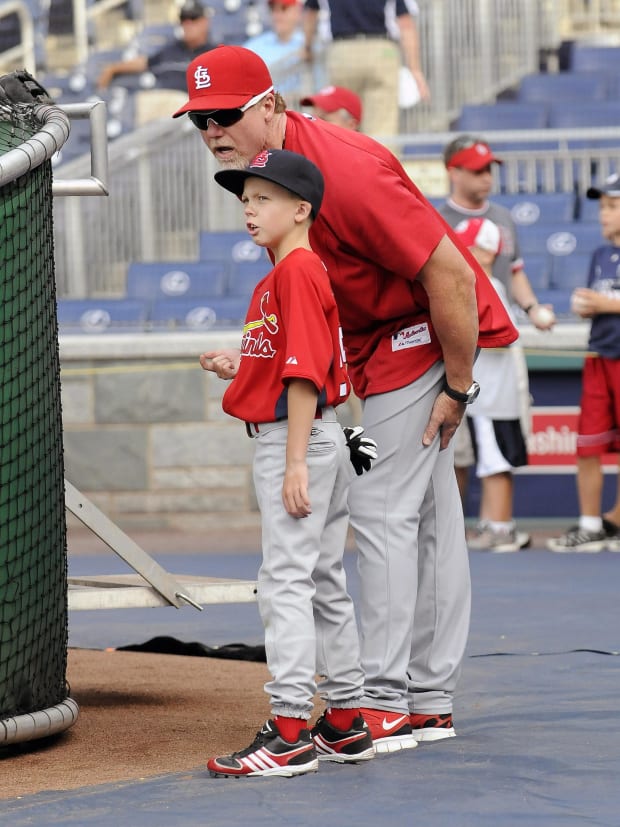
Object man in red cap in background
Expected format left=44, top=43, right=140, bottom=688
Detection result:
left=173, top=45, right=517, bottom=762
left=439, top=133, right=555, bottom=512
left=300, top=85, right=362, bottom=131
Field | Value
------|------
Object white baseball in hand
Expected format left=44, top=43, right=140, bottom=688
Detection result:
left=531, top=305, right=555, bottom=327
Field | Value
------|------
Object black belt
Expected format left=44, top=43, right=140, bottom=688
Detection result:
left=332, top=33, right=389, bottom=41
left=245, top=408, right=324, bottom=438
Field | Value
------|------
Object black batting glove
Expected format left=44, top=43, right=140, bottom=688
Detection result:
left=343, top=426, right=378, bottom=476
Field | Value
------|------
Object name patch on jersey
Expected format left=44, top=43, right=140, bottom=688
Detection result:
left=392, top=323, right=431, bottom=351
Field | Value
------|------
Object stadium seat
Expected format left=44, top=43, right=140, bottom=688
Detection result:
left=533, top=287, right=573, bottom=316
left=149, top=296, right=247, bottom=329
left=401, top=141, right=444, bottom=158
left=126, top=261, right=228, bottom=301
left=575, top=196, right=602, bottom=223
left=130, top=23, right=177, bottom=58
left=226, top=260, right=269, bottom=297
left=209, top=0, right=261, bottom=44
left=515, top=71, right=610, bottom=103
left=492, top=192, right=577, bottom=225
left=548, top=102, right=620, bottom=128
left=569, top=45, right=620, bottom=75
left=520, top=253, right=552, bottom=290
left=550, top=253, right=592, bottom=291
left=454, top=102, right=549, bottom=131
left=199, top=231, right=269, bottom=266
left=517, top=222, right=602, bottom=257
left=56, top=298, right=148, bottom=333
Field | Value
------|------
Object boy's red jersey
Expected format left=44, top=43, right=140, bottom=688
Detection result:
left=223, top=247, right=349, bottom=423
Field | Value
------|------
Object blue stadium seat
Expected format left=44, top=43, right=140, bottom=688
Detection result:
left=550, top=253, right=592, bottom=291
left=569, top=45, right=620, bottom=75
left=520, top=253, right=552, bottom=290
left=548, top=102, right=620, bottom=128
left=516, top=71, right=610, bottom=103
left=533, top=288, right=573, bottom=316
left=492, top=192, right=577, bottom=225
left=575, top=196, right=602, bottom=223
left=226, top=260, right=269, bottom=297
left=517, top=222, right=602, bottom=257
left=209, top=0, right=259, bottom=44
left=402, top=141, right=444, bottom=158
left=454, top=102, right=548, bottom=131
left=199, top=231, right=269, bottom=266
left=126, top=261, right=228, bottom=300
left=56, top=299, right=148, bottom=333
left=130, top=23, right=177, bottom=58
left=149, top=296, right=247, bottom=329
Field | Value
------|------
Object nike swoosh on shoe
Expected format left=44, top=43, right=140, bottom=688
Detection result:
left=381, top=715, right=409, bottom=731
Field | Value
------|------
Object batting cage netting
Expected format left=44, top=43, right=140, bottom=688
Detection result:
left=0, top=75, right=78, bottom=745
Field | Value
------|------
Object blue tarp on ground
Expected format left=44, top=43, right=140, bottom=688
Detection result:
left=2, top=546, right=619, bottom=827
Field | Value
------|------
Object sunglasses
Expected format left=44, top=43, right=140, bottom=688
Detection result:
left=188, top=87, right=274, bottom=130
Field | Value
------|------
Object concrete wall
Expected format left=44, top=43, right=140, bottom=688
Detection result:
left=59, top=330, right=359, bottom=532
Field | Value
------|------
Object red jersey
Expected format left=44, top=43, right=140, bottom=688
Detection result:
left=283, top=112, right=518, bottom=398
left=222, top=247, right=349, bottom=423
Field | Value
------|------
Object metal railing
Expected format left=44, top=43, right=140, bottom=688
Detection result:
left=51, top=116, right=620, bottom=298
left=0, top=104, right=69, bottom=186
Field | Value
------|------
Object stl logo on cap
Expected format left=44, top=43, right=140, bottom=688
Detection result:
left=249, top=150, right=270, bottom=169
left=193, top=65, right=211, bottom=91
left=475, top=143, right=491, bottom=157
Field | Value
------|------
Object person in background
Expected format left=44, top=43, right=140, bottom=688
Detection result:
left=302, top=0, right=429, bottom=138
left=300, top=84, right=362, bottom=131
left=454, top=217, right=531, bottom=552
left=174, top=44, right=518, bottom=753
left=439, top=134, right=555, bottom=507
left=97, top=0, right=215, bottom=92
left=243, top=0, right=304, bottom=93
left=548, top=173, right=620, bottom=552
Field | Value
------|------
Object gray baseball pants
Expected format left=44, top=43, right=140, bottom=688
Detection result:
left=252, top=408, right=364, bottom=720
left=349, top=361, right=471, bottom=715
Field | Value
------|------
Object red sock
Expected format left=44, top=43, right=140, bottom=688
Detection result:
left=325, top=707, right=359, bottom=731
left=274, top=716, right=307, bottom=742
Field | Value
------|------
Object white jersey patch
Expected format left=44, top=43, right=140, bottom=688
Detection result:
left=391, top=323, right=431, bottom=351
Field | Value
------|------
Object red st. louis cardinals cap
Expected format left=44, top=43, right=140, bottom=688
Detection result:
left=445, top=139, right=503, bottom=171
left=172, top=46, right=274, bottom=118
left=300, top=86, right=362, bottom=122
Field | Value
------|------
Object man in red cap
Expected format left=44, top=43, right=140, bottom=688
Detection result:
left=173, top=45, right=518, bottom=759
left=300, top=85, right=362, bottom=131
left=439, top=133, right=555, bottom=515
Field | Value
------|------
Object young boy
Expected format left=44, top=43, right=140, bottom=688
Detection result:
left=454, top=217, right=530, bottom=552
left=548, top=173, right=620, bottom=552
left=200, top=149, right=375, bottom=777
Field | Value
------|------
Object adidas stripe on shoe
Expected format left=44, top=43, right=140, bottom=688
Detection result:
left=359, top=707, right=417, bottom=753
left=410, top=712, right=456, bottom=742
left=207, top=720, right=319, bottom=778
left=311, top=714, right=375, bottom=763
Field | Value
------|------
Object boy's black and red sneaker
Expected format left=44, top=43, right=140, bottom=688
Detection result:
left=207, top=719, right=319, bottom=778
left=410, top=712, right=456, bottom=742
left=311, top=714, right=375, bottom=763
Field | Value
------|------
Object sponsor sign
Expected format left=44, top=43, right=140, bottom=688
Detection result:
left=524, top=406, right=618, bottom=472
